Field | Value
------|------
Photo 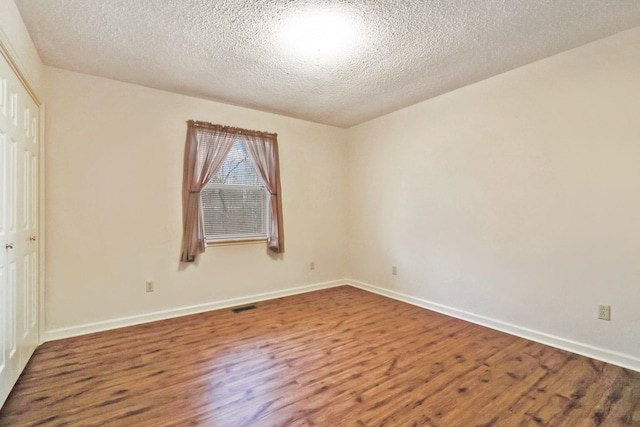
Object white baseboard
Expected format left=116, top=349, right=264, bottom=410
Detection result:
left=43, top=279, right=346, bottom=342
left=346, top=279, right=640, bottom=373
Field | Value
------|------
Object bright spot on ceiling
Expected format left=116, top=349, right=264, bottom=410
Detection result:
left=280, top=7, right=362, bottom=58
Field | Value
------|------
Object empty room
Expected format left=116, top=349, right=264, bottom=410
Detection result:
left=1, top=0, right=639, bottom=425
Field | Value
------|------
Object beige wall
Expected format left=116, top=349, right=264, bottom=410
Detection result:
left=44, top=67, right=349, bottom=333
left=347, top=27, right=640, bottom=366
left=0, top=0, right=43, bottom=96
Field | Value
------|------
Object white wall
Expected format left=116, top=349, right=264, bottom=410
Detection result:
left=0, top=0, right=43, bottom=96
left=44, top=67, right=349, bottom=335
left=347, top=27, right=640, bottom=368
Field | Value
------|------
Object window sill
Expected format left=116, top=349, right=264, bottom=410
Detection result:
left=206, top=237, right=267, bottom=247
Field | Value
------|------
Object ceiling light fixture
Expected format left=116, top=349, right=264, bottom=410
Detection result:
left=280, top=7, right=361, bottom=58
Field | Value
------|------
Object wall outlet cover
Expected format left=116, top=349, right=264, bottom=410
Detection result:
left=598, top=305, right=611, bottom=321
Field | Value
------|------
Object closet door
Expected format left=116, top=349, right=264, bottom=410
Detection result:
left=19, top=85, right=39, bottom=366
left=0, top=51, right=39, bottom=408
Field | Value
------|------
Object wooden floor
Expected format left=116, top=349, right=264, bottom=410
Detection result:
left=1, top=286, right=639, bottom=426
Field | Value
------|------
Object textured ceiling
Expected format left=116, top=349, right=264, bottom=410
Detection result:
left=14, top=0, right=640, bottom=127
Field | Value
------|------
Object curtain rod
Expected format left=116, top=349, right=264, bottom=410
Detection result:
left=187, top=120, right=277, bottom=138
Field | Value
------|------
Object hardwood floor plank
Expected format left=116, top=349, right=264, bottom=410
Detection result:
left=1, top=286, right=638, bottom=426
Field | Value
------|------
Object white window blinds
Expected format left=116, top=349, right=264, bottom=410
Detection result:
left=200, top=139, right=267, bottom=241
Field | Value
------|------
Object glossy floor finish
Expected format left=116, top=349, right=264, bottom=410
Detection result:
left=1, top=286, right=639, bottom=426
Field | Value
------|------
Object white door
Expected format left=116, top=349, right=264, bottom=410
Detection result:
left=19, top=86, right=39, bottom=366
left=0, top=51, right=39, bottom=408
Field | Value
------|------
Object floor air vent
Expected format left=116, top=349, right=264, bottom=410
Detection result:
left=232, top=305, right=257, bottom=313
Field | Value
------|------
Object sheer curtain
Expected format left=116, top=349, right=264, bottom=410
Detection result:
left=242, top=133, right=285, bottom=253
left=180, top=121, right=237, bottom=262
left=180, top=121, right=284, bottom=262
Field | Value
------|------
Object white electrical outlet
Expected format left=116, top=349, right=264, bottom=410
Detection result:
left=146, top=281, right=154, bottom=292
left=310, top=261, right=315, bottom=270
left=598, top=305, right=610, bottom=321
left=392, top=266, right=397, bottom=275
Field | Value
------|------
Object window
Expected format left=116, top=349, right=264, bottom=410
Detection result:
left=200, top=140, right=267, bottom=242
left=180, top=121, right=284, bottom=262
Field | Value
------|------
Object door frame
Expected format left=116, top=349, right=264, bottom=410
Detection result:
left=37, top=104, right=44, bottom=344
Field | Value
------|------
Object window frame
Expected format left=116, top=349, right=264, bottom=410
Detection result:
left=200, top=141, right=269, bottom=245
